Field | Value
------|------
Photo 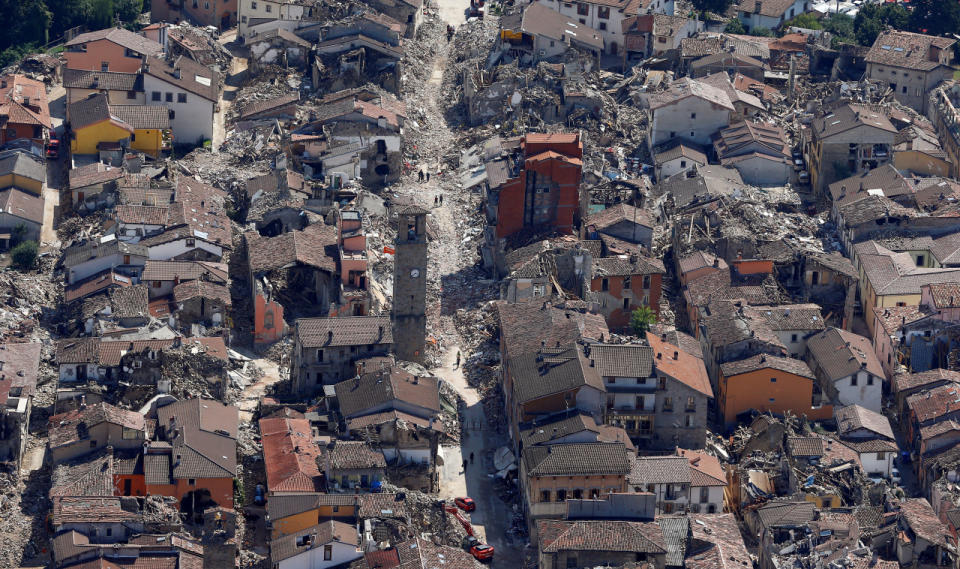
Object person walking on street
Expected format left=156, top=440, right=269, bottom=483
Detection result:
left=462, top=459, right=468, bottom=472
left=418, top=170, right=424, bottom=182
left=439, top=194, right=444, bottom=205
left=426, top=172, right=431, bottom=182
left=455, top=350, right=461, bottom=369
left=434, top=195, right=438, bottom=206
left=470, top=452, right=475, bottom=463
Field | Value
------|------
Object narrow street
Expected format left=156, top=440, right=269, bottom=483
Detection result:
left=390, top=6, right=530, bottom=566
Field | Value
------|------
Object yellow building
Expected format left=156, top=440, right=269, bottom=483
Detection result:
left=68, top=93, right=169, bottom=157
left=0, top=150, right=44, bottom=195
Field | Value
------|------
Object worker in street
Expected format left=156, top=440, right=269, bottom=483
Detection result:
left=455, top=350, right=461, bottom=369
left=470, top=452, right=475, bottom=463
left=462, top=459, right=468, bottom=472
left=418, top=169, right=424, bottom=182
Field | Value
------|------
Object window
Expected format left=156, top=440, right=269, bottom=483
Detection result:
left=636, top=395, right=645, bottom=409
left=324, top=545, right=333, bottom=561
left=204, top=1, right=209, bottom=7
left=541, top=490, right=551, bottom=503
left=189, top=478, right=196, bottom=485
left=598, top=5, right=610, bottom=18
left=599, top=22, right=606, bottom=30
left=186, top=238, right=196, bottom=247
left=572, top=489, right=583, bottom=499
left=589, top=488, right=600, bottom=498
left=851, top=375, right=858, bottom=386
left=169, top=110, right=175, bottom=119
left=265, top=3, right=272, bottom=11
left=680, top=160, right=686, bottom=168
left=685, top=414, right=695, bottom=427
left=178, top=93, right=187, bottom=103
left=316, top=349, right=323, bottom=362
left=106, top=528, right=112, bottom=536
left=663, top=502, right=674, bottom=513
left=770, top=377, right=777, bottom=383
left=549, top=40, right=555, bottom=47
left=791, top=334, right=798, bottom=342
left=101, top=61, right=109, bottom=71
left=623, top=298, right=630, bottom=310
left=127, top=91, right=136, bottom=99
left=624, top=275, right=631, bottom=288
left=902, top=86, right=908, bottom=94
left=917, top=255, right=925, bottom=266
left=867, top=375, right=874, bottom=385
left=166, top=92, right=173, bottom=102
left=662, top=397, right=673, bottom=412
left=876, top=451, right=886, bottom=460
left=251, top=0, right=256, bottom=7
left=690, top=131, right=695, bottom=137
left=769, top=398, right=775, bottom=403
left=556, top=489, right=567, bottom=501
left=642, top=275, right=651, bottom=288
left=700, top=487, right=710, bottom=503
left=241, top=15, right=246, bottom=22
left=601, top=278, right=609, bottom=291
left=691, top=112, right=697, bottom=119
left=670, top=131, right=676, bottom=138
left=577, top=2, right=589, bottom=15
left=658, top=377, right=667, bottom=390
left=90, top=440, right=97, bottom=447
left=533, top=284, right=546, bottom=297
left=686, top=397, right=695, bottom=411
left=332, top=505, right=339, bottom=512
left=567, top=558, right=578, bottom=569
left=896, top=301, right=906, bottom=307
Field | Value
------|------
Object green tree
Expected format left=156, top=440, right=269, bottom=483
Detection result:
left=784, top=12, right=822, bottom=30
left=909, top=0, right=960, bottom=36
left=11, top=241, right=38, bottom=271
left=750, top=26, right=773, bottom=37
left=823, top=13, right=855, bottom=47
left=691, top=0, right=733, bottom=15
left=854, top=3, right=908, bottom=46
left=630, top=306, right=657, bottom=336
left=724, top=19, right=745, bottom=34
left=114, top=0, right=144, bottom=27
left=11, top=224, right=28, bottom=247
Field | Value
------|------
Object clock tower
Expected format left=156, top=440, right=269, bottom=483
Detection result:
left=392, top=204, right=428, bottom=363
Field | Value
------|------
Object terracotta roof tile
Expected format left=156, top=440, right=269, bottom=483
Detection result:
left=335, top=365, right=440, bottom=419
left=806, top=327, right=884, bottom=381
left=326, top=440, right=386, bottom=470
left=260, top=413, right=324, bottom=493
left=647, top=332, right=712, bottom=397
left=523, top=442, right=630, bottom=476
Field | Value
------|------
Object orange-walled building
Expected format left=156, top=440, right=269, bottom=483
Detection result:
left=590, top=255, right=666, bottom=331
left=491, top=133, right=584, bottom=240
left=63, top=28, right=164, bottom=73
left=718, top=354, right=832, bottom=428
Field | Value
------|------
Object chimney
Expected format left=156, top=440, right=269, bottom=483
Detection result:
left=713, top=257, right=719, bottom=268
left=327, top=330, right=333, bottom=343
left=760, top=354, right=766, bottom=363
left=80, top=395, right=87, bottom=409
left=657, top=352, right=663, bottom=359
left=673, top=351, right=679, bottom=360
left=661, top=333, right=668, bottom=341
left=173, top=66, right=181, bottom=80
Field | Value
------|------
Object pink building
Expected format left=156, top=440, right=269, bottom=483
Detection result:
left=338, top=210, right=369, bottom=316
left=64, top=28, right=163, bottom=73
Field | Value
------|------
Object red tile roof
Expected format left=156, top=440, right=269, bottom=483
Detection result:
left=647, top=332, right=712, bottom=397
left=260, top=413, right=324, bottom=493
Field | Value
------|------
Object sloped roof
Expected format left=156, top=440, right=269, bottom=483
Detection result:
left=590, top=343, right=653, bottom=378
left=649, top=77, right=734, bottom=111
left=523, top=442, right=630, bottom=476
left=270, top=521, right=358, bottom=564
left=495, top=301, right=609, bottom=358
left=48, top=402, right=145, bottom=450
left=143, top=55, right=219, bottom=102
left=539, top=520, right=667, bottom=554
left=646, top=332, right=712, bottom=397
left=107, top=104, right=170, bottom=130
left=835, top=404, right=894, bottom=440
left=894, top=369, right=960, bottom=394
left=65, top=27, right=163, bottom=56
left=247, top=223, right=338, bottom=273
left=756, top=501, right=816, bottom=528
left=335, top=365, right=440, bottom=419
left=629, top=455, right=691, bottom=485
left=806, top=327, right=884, bottom=380
left=326, top=440, right=386, bottom=470
left=296, top=316, right=392, bottom=348
left=720, top=353, right=814, bottom=379
left=172, top=279, right=232, bottom=306
left=814, top=103, right=896, bottom=140
left=518, top=2, right=604, bottom=51
left=738, top=0, right=797, bottom=18
left=63, top=69, right=141, bottom=91
left=260, top=412, right=324, bottom=493
left=508, top=346, right=604, bottom=404
left=907, top=383, right=960, bottom=423
left=0, top=74, right=52, bottom=129
left=677, top=448, right=726, bottom=486
left=0, top=188, right=43, bottom=224
left=866, top=30, right=954, bottom=72
left=157, top=398, right=238, bottom=479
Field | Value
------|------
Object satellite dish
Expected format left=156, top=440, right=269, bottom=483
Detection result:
left=511, top=91, right=522, bottom=106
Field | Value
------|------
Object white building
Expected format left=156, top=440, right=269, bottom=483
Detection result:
left=648, top=77, right=733, bottom=148
left=653, top=142, right=707, bottom=181
left=834, top=404, right=898, bottom=479
left=737, top=0, right=810, bottom=33
left=238, top=0, right=307, bottom=38
left=629, top=454, right=724, bottom=514
left=62, top=235, right=148, bottom=285
left=744, top=304, right=825, bottom=359
left=805, top=327, right=885, bottom=412
left=678, top=449, right=726, bottom=514
left=271, top=521, right=362, bottom=569
left=143, top=56, right=219, bottom=146
left=535, top=0, right=671, bottom=55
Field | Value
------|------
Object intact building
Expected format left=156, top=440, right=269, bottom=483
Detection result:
left=392, top=205, right=428, bottom=363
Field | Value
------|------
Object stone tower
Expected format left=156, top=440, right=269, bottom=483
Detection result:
left=392, top=204, right=428, bottom=363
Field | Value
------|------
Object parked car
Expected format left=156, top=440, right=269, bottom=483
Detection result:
left=454, top=496, right=476, bottom=512
left=891, top=468, right=902, bottom=485
left=254, top=484, right=266, bottom=505
left=470, top=543, right=494, bottom=561
left=45, top=139, right=59, bottom=159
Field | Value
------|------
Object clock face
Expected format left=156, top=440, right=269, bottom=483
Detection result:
left=410, top=269, right=420, bottom=278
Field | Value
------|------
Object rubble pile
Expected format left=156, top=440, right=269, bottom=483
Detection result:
left=379, top=484, right=470, bottom=547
